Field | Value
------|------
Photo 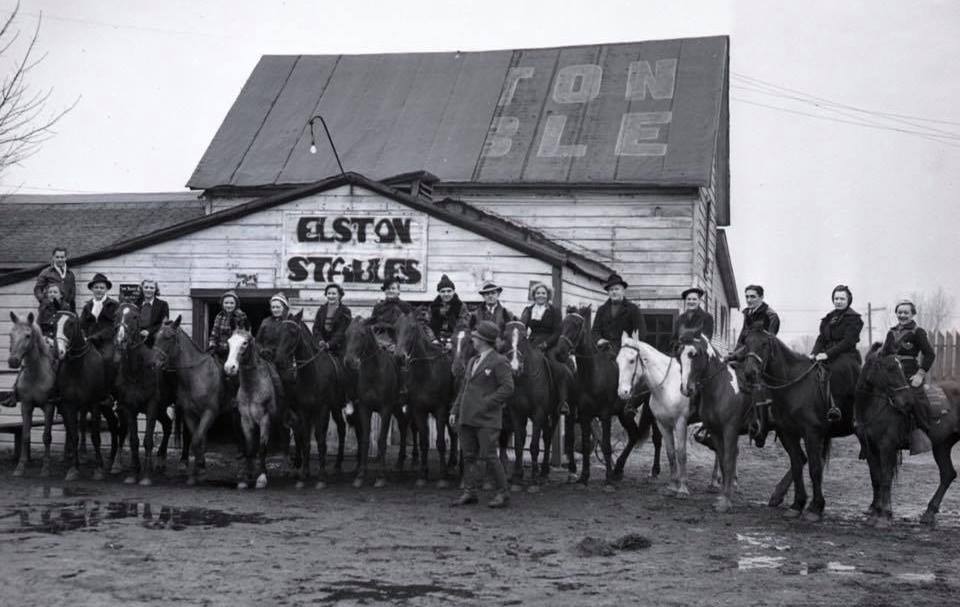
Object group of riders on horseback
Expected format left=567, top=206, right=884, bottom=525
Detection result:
left=6, top=246, right=956, bottom=521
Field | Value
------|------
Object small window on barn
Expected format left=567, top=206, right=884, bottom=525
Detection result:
left=643, top=310, right=678, bottom=354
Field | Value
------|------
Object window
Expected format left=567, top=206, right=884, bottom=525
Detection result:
left=643, top=309, right=678, bottom=353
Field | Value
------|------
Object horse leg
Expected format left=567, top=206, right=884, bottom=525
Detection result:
left=716, top=424, right=739, bottom=513
left=353, top=410, right=370, bottom=487
left=673, top=416, right=691, bottom=497
left=187, top=408, right=216, bottom=486
left=528, top=417, right=543, bottom=491
left=14, top=401, right=33, bottom=476
left=62, top=404, right=81, bottom=481
left=539, top=414, right=555, bottom=482
left=333, top=408, right=346, bottom=473
left=315, top=410, right=332, bottom=489
left=78, top=411, right=88, bottom=459
left=236, top=412, right=255, bottom=490
left=577, top=418, right=592, bottom=486
left=375, top=411, right=391, bottom=487
left=103, top=402, right=123, bottom=474
left=921, top=440, right=958, bottom=526
left=41, top=402, right=56, bottom=477
left=651, top=421, right=663, bottom=478
left=612, top=410, right=640, bottom=482
left=709, top=453, right=723, bottom=493
left=256, top=412, right=271, bottom=489
left=177, top=406, right=192, bottom=470
left=874, top=444, right=898, bottom=529
left=124, top=407, right=141, bottom=484
left=510, top=411, right=526, bottom=491
left=89, top=403, right=106, bottom=480
left=435, top=411, right=451, bottom=488
left=658, top=422, right=679, bottom=495
left=155, top=406, right=172, bottom=475
left=564, top=410, right=577, bottom=481
left=862, top=442, right=882, bottom=526
left=801, top=434, right=825, bottom=522
left=413, top=410, right=430, bottom=487
left=599, top=416, right=615, bottom=486
left=141, top=403, right=160, bottom=485
left=768, top=433, right=805, bottom=507
left=444, top=410, right=458, bottom=476
left=778, top=433, right=808, bottom=518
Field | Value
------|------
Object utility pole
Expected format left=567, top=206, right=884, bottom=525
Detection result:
left=867, top=302, right=887, bottom=344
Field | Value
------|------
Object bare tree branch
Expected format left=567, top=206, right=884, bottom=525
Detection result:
left=0, top=3, right=76, bottom=181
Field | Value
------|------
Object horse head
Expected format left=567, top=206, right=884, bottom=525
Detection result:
left=394, top=311, right=421, bottom=360
left=8, top=311, right=47, bottom=369
left=115, top=303, right=142, bottom=351
left=740, top=326, right=775, bottom=386
left=344, top=316, right=373, bottom=371
left=224, top=326, right=254, bottom=377
left=152, top=316, right=183, bottom=370
left=678, top=335, right=715, bottom=398
left=275, top=313, right=307, bottom=380
left=558, top=306, right=586, bottom=356
left=616, top=330, right=644, bottom=399
left=503, top=320, right=528, bottom=375
left=860, top=342, right=913, bottom=410
left=52, top=311, right=83, bottom=361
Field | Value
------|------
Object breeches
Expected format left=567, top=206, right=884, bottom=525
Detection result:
left=460, top=425, right=507, bottom=492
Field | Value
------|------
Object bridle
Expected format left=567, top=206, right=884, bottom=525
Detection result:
left=154, top=327, right=207, bottom=370
left=115, top=305, right=145, bottom=352
left=277, top=319, right=323, bottom=377
left=54, top=311, right=90, bottom=361
left=619, top=341, right=672, bottom=398
left=679, top=340, right=728, bottom=390
left=856, top=355, right=913, bottom=415
left=742, top=332, right=824, bottom=390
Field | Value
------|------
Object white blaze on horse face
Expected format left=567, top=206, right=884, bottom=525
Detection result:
left=510, top=327, right=520, bottom=372
left=455, top=330, right=465, bottom=359
left=727, top=367, right=740, bottom=394
left=679, top=344, right=696, bottom=395
left=224, top=332, right=244, bottom=376
left=616, top=346, right=637, bottom=398
left=55, top=314, right=69, bottom=358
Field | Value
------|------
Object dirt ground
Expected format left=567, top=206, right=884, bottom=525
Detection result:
left=1, top=433, right=959, bottom=607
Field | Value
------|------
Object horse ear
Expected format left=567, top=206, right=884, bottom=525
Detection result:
left=240, top=317, right=250, bottom=331
left=10, top=311, right=18, bottom=323
left=229, top=316, right=237, bottom=331
left=295, top=309, right=304, bottom=322
left=27, top=312, right=35, bottom=325
left=172, top=315, right=182, bottom=329
left=869, top=342, right=883, bottom=353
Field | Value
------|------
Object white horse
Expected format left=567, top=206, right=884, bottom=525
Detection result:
left=616, top=331, right=691, bottom=497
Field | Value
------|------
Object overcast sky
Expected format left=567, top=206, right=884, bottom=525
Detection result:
left=2, top=0, right=959, bottom=340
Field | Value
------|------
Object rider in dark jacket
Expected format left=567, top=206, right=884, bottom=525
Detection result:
left=881, top=300, right=936, bottom=434
left=312, top=284, right=352, bottom=356
left=811, top=285, right=863, bottom=422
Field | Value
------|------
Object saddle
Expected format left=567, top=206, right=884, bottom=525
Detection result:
left=923, top=384, right=951, bottom=422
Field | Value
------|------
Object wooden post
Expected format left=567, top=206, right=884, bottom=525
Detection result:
left=946, top=330, right=957, bottom=380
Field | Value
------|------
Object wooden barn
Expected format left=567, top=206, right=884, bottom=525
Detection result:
left=0, top=35, right=737, bottom=447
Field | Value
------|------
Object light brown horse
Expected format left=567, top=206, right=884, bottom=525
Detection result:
left=224, top=325, right=283, bottom=489
left=7, top=312, right=58, bottom=477
left=152, top=316, right=227, bottom=486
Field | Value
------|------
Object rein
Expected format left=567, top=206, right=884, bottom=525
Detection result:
left=620, top=342, right=673, bottom=397
left=745, top=348, right=824, bottom=390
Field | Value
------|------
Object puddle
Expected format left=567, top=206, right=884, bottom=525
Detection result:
left=316, top=580, right=474, bottom=602
left=738, top=556, right=786, bottom=570
left=827, top=561, right=857, bottom=575
left=894, top=572, right=937, bottom=583
left=736, top=532, right=791, bottom=551
left=1, top=500, right=272, bottom=534
left=30, top=486, right=98, bottom=499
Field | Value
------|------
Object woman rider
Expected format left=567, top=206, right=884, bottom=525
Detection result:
left=256, top=293, right=290, bottom=362
left=311, top=283, right=352, bottom=356
left=207, top=290, right=249, bottom=363
left=810, top=284, right=863, bottom=422
left=520, top=282, right=571, bottom=415
left=672, top=287, right=715, bottom=442
left=880, top=300, right=936, bottom=435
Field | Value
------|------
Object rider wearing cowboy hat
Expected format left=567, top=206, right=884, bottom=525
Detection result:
left=475, top=281, right=516, bottom=333
left=593, top=273, right=645, bottom=352
left=79, top=273, right=119, bottom=357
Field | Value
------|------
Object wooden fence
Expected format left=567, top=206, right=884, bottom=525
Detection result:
left=928, top=330, right=960, bottom=382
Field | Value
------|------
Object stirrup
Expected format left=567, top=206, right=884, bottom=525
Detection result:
left=827, top=406, right=842, bottom=422
left=693, top=426, right=711, bottom=446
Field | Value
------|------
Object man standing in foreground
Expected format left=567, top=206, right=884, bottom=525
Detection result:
left=449, top=320, right=515, bottom=509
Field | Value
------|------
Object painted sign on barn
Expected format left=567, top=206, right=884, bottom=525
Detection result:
left=281, top=210, right=428, bottom=290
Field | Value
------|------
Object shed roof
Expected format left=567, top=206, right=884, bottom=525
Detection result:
left=0, top=173, right=613, bottom=287
left=188, top=37, right=728, bottom=196
left=0, top=193, right=205, bottom=271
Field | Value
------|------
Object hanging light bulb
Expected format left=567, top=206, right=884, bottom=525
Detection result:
left=309, top=143, right=317, bottom=154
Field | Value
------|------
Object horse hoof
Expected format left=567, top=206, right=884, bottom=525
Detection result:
left=39, top=465, right=51, bottom=478
left=237, top=481, right=248, bottom=490
left=12, top=464, right=26, bottom=478
left=602, top=483, right=616, bottom=494
left=315, top=481, right=327, bottom=490
left=415, top=478, right=427, bottom=488
left=864, top=513, right=877, bottom=527
left=139, top=477, right=153, bottom=487
left=91, top=468, right=105, bottom=482
left=123, top=476, right=137, bottom=485
left=110, top=460, right=124, bottom=475
left=651, top=466, right=661, bottom=478
left=566, top=474, right=579, bottom=484
left=255, top=474, right=267, bottom=490
left=374, top=478, right=387, bottom=488
left=155, top=464, right=166, bottom=475
left=674, top=487, right=690, bottom=499
left=527, top=484, right=541, bottom=494
left=352, top=478, right=364, bottom=489
left=706, top=483, right=721, bottom=494
left=574, top=481, right=588, bottom=490
left=65, top=468, right=80, bottom=482
left=782, top=508, right=802, bottom=520
left=768, top=496, right=785, bottom=508
left=920, top=510, right=936, bottom=526
left=482, top=482, right=495, bottom=491
left=874, top=517, right=891, bottom=530
left=436, top=479, right=451, bottom=489
left=510, top=484, right=524, bottom=493
left=294, top=480, right=305, bottom=490
left=801, top=510, right=823, bottom=523
left=660, top=486, right=678, bottom=497
left=186, top=477, right=196, bottom=487
left=714, top=498, right=732, bottom=514
left=177, top=461, right=188, bottom=472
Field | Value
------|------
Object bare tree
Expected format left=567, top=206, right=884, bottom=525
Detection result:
left=908, top=287, right=956, bottom=334
left=0, top=3, right=76, bottom=180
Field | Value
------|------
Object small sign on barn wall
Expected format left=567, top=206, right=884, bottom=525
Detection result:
left=281, top=210, right=428, bottom=291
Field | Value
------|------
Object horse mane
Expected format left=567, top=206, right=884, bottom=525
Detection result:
left=22, top=315, right=52, bottom=359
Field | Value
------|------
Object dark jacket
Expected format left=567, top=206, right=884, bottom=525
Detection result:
left=138, top=297, right=170, bottom=339
left=592, top=299, right=645, bottom=347
left=475, top=303, right=516, bottom=333
left=370, top=298, right=413, bottom=330
left=37, top=299, right=70, bottom=337
left=256, top=315, right=287, bottom=360
left=312, top=304, right=352, bottom=354
left=673, top=308, right=714, bottom=344
left=34, top=265, right=77, bottom=312
left=520, top=303, right=560, bottom=350
left=79, top=297, right=119, bottom=347
left=812, top=308, right=863, bottom=361
left=737, top=302, right=780, bottom=344
left=429, top=294, right=470, bottom=340
left=881, top=321, right=935, bottom=374
left=451, top=350, right=515, bottom=430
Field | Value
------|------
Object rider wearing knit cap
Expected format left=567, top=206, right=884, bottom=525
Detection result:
left=428, top=274, right=470, bottom=347
left=208, top=290, right=249, bottom=361
left=256, top=292, right=290, bottom=361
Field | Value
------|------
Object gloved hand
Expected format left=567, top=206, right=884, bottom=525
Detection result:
left=811, top=353, right=828, bottom=362
left=597, top=338, right=610, bottom=347
left=910, top=371, right=925, bottom=388
left=316, top=340, right=328, bottom=352
left=536, top=342, right=548, bottom=351
left=448, top=413, right=457, bottom=430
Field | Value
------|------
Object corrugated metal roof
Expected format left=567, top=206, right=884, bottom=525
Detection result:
left=188, top=37, right=728, bottom=191
left=0, top=194, right=205, bottom=270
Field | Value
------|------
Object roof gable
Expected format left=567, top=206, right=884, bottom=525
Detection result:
left=188, top=37, right=728, bottom=192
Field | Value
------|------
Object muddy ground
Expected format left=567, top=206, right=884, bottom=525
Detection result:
left=1, top=434, right=959, bottom=606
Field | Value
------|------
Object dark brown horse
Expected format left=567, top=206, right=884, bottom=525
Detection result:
left=856, top=344, right=960, bottom=527
left=502, top=319, right=558, bottom=491
left=152, top=316, right=227, bottom=485
left=7, top=312, right=58, bottom=477
left=556, top=306, right=655, bottom=486
left=741, top=327, right=857, bottom=521
left=114, top=303, right=174, bottom=485
left=395, top=311, right=457, bottom=488
left=52, top=311, right=110, bottom=481
left=678, top=335, right=751, bottom=512
left=344, top=316, right=408, bottom=488
left=224, top=325, right=284, bottom=489
left=274, top=311, right=348, bottom=489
